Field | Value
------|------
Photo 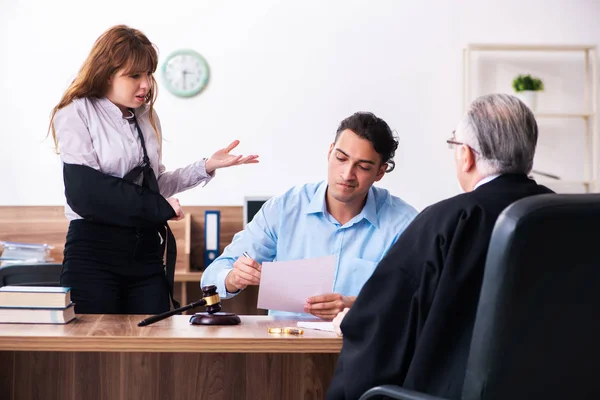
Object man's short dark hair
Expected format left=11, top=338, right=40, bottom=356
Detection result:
left=335, top=112, right=398, bottom=172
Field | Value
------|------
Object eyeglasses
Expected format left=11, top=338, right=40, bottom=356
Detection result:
left=446, top=131, right=480, bottom=154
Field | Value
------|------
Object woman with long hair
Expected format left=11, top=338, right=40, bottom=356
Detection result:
left=50, top=25, right=258, bottom=315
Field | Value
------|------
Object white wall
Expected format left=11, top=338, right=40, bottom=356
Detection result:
left=1, top=0, right=599, bottom=211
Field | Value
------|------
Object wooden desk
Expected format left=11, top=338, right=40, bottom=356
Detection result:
left=0, top=315, right=341, bottom=400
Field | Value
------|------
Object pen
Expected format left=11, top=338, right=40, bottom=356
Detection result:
left=243, top=252, right=251, bottom=259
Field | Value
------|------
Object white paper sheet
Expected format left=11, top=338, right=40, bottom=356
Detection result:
left=297, top=321, right=335, bottom=332
left=257, top=255, right=335, bottom=313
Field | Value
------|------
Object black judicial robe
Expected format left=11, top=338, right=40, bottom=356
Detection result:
left=327, top=174, right=554, bottom=400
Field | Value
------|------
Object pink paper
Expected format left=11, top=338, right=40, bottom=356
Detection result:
left=257, top=255, right=336, bottom=313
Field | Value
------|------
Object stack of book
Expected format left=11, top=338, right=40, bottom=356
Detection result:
left=0, top=241, right=54, bottom=267
left=0, top=286, right=75, bottom=324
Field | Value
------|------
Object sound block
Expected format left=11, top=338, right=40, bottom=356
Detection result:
left=189, top=312, right=241, bottom=326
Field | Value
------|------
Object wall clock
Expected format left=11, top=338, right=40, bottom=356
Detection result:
left=162, top=49, right=210, bottom=97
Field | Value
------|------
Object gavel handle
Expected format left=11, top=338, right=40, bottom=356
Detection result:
left=138, top=298, right=208, bottom=327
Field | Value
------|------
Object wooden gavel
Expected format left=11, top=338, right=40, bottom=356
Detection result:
left=138, top=285, right=222, bottom=327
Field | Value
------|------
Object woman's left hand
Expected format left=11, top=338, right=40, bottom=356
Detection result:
left=205, top=140, right=259, bottom=174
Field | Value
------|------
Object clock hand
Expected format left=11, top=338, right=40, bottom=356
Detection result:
left=181, top=69, right=188, bottom=89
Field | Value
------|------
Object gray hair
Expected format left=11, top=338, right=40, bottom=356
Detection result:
left=457, top=93, right=538, bottom=176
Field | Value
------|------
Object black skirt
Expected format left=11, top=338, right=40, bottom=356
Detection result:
left=61, top=219, right=170, bottom=314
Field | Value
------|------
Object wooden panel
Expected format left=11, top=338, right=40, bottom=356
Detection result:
left=12, top=351, right=75, bottom=399
left=0, top=206, right=69, bottom=262
left=2, top=351, right=338, bottom=400
left=246, top=353, right=300, bottom=399
left=0, top=315, right=342, bottom=353
left=169, top=352, right=246, bottom=399
left=186, top=206, right=243, bottom=271
left=306, top=353, right=339, bottom=399
left=245, top=353, right=337, bottom=400
left=0, top=351, right=14, bottom=400
left=174, top=271, right=203, bottom=282
left=169, top=214, right=191, bottom=272
left=122, top=352, right=162, bottom=399
left=72, top=352, right=121, bottom=400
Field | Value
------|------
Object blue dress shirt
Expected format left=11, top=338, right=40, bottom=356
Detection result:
left=201, top=181, right=418, bottom=318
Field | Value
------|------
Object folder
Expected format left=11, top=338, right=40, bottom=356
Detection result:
left=204, top=210, right=220, bottom=269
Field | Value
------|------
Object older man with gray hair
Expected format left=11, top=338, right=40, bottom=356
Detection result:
left=327, top=93, right=554, bottom=400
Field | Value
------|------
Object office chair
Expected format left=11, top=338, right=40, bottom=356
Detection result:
left=0, top=263, right=63, bottom=287
left=360, top=193, right=600, bottom=400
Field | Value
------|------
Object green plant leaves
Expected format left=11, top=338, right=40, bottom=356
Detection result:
left=512, top=74, right=544, bottom=92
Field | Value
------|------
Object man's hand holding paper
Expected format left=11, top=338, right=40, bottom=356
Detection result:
left=304, top=293, right=355, bottom=320
left=257, top=255, right=338, bottom=318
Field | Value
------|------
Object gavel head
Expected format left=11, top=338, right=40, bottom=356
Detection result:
left=201, top=285, right=222, bottom=314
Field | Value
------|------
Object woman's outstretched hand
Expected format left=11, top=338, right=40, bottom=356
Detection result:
left=205, top=140, right=259, bottom=174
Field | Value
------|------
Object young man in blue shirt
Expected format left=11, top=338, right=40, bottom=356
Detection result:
left=201, top=111, right=418, bottom=319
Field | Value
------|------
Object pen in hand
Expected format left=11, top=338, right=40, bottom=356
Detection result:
left=242, top=252, right=261, bottom=273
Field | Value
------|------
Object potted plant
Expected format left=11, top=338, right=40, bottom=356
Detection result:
left=512, top=74, right=544, bottom=111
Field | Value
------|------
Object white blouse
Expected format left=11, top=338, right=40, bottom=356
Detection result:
left=54, top=96, right=213, bottom=221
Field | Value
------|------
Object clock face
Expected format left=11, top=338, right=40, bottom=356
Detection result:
left=161, top=49, right=210, bottom=97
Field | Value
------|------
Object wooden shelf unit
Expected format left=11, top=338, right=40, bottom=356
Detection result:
left=463, top=43, right=599, bottom=192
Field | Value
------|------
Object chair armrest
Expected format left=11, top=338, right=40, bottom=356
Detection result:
left=359, top=385, right=450, bottom=400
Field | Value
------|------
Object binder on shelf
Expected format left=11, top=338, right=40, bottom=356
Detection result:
left=204, top=210, right=220, bottom=269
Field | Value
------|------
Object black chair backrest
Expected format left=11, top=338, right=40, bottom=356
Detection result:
left=463, top=193, right=600, bottom=400
left=0, top=263, right=63, bottom=287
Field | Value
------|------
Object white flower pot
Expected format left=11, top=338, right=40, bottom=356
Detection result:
left=515, top=90, right=538, bottom=111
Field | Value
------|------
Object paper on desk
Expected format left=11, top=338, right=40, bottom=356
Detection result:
left=257, top=255, right=335, bottom=313
left=297, top=321, right=335, bottom=332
